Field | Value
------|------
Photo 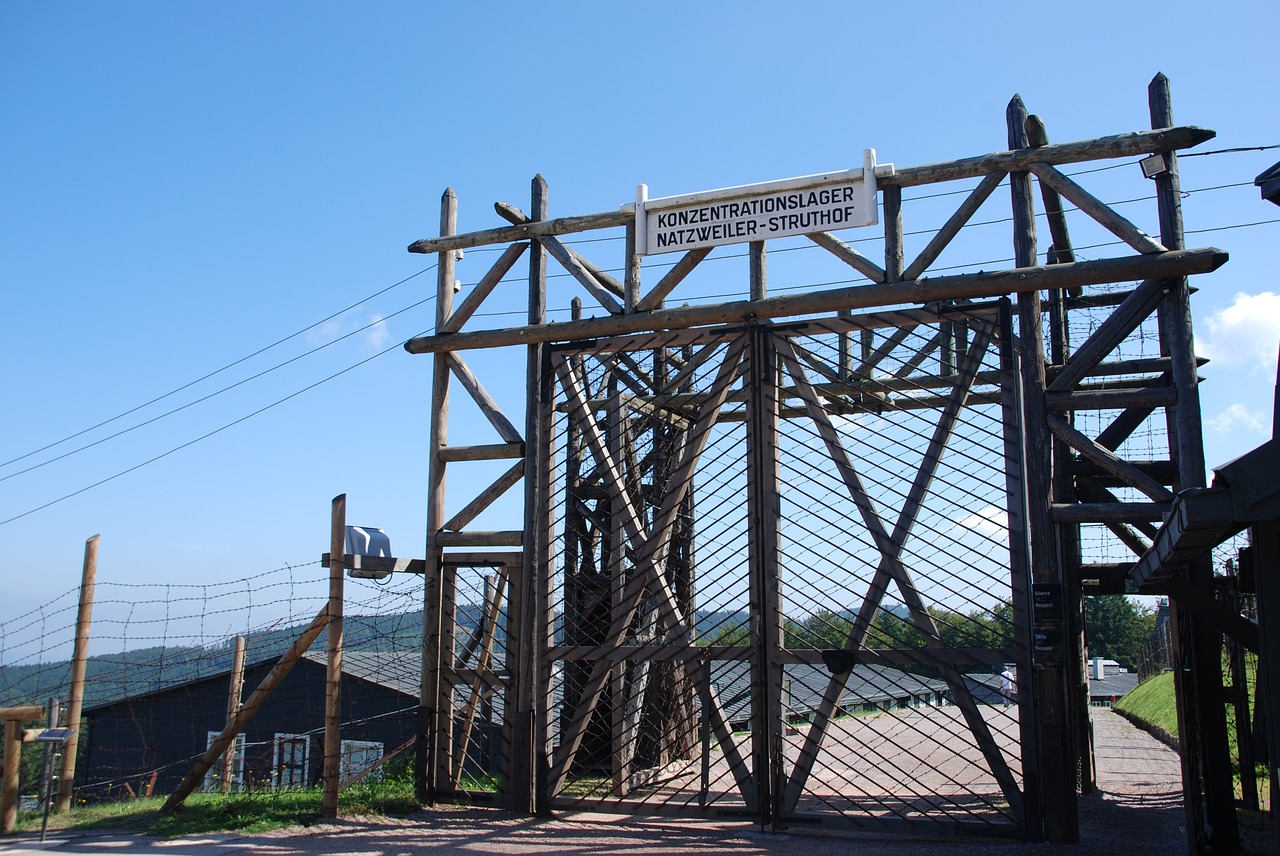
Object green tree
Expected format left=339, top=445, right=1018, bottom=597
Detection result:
left=1084, top=595, right=1155, bottom=671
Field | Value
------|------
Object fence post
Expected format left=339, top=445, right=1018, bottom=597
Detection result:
left=322, top=494, right=346, bottom=818
left=55, top=534, right=97, bottom=813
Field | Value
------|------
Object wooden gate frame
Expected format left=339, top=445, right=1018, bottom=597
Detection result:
left=404, top=74, right=1236, bottom=851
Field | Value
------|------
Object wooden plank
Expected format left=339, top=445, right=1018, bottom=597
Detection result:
left=807, top=231, right=887, bottom=282
left=404, top=249, right=1228, bottom=354
left=1049, top=502, right=1171, bottom=524
left=439, top=443, right=524, bottom=462
left=1045, top=387, right=1177, bottom=411
left=636, top=247, right=713, bottom=312
left=442, top=460, right=525, bottom=532
left=1029, top=162, right=1166, bottom=255
left=1046, top=414, right=1175, bottom=502
left=445, top=352, right=524, bottom=444
left=439, top=242, right=529, bottom=334
left=902, top=171, right=1007, bottom=281
left=432, top=530, right=523, bottom=548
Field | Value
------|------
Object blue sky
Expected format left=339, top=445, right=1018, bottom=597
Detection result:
left=2, top=1, right=1277, bottom=649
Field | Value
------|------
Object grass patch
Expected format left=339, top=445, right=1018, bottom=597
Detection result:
left=1115, top=670, right=1179, bottom=740
left=12, top=777, right=420, bottom=839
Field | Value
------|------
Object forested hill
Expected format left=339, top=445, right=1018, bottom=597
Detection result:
left=0, top=607, right=430, bottom=710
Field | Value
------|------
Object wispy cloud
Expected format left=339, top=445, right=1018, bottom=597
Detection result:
left=1205, top=403, right=1269, bottom=437
left=364, top=314, right=391, bottom=351
left=1198, top=292, right=1280, bottom=376
left=951, top=505, right=1007, bottom=538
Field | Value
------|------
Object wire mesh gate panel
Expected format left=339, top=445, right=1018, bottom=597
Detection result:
left=536, top=305, right=1034, bottom=835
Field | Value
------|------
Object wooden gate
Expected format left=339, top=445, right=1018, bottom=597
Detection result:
left=537, top=305, right=1036, bottom=835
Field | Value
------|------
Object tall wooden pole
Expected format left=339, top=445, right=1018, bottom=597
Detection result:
left=419, top=189, right=457, bottom=803
left=55, top=535, right=97, bottom=812
left=1009, top=94, right=1077, bottom=842
left=520, top=174, right=550, bottom=815
left=1149, top=72, right=1238, bottom=854
left=221, top=635, right=246, bottom=793
left=322, top=494, right=345, bottom=818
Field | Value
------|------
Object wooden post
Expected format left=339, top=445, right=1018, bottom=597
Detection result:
left=322, top=495, right=345, bottom=819
left=55, top=534, right=96, bottom=813
left=1028, top=113, right=1094, bottom=796
left=221, top=635, right=246, bottom=793
left=3, top=720, right=18, bottom=834
left=749, top=241, right=766, bottom=301
left=419, top=188, right=458, bottom=804
left=1149, top=72, right=1238, bottom=854
left=515, top=175, right=549, bottom=815
left=1009, top=94, right=1077, bottom=843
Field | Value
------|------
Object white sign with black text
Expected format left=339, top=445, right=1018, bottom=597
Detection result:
left=632, top=149, right=888, bottom=256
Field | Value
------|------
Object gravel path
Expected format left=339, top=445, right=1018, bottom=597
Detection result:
left=0, top=708, right=1205, bottom=856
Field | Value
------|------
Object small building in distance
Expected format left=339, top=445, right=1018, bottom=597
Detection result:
left=79, top=651, right=418, bottom=800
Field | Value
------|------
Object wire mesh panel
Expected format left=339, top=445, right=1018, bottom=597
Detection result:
left=543, top=328, right=758, bottom=817
left=767, top=308, right=1028, bottom=835
left=441, top=558, right=514, bottom=801
left=536, top=308, right=1031, bottom=832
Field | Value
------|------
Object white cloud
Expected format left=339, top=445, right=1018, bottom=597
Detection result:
left=1205, top=403, right=1269, bottom=437
left=1198, top=292, right=1280, bottom=376
left=364, top=314, right=391, bottom=351
left=952, top=505, right=1008, bottom=538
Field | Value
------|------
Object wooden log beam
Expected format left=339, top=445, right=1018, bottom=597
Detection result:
left=1050, top=502, right=1171, bottom=524
left=1047, top=414, right=1175, bottom=502
left=880, top=125, right=1214, bottom=188
left=409, top=208, right=631, bottom=254
left=635, top=247, right=713, bottom=312
left=1028, top=162, right=1166, bottom=254
left=442, top=460, right=525, bottom=532
left=1045, top=387, right=1177, bottom=411
left=162, top=604, right=331, bottom=814
left=438, top=443, right=524, bottom=462
left=445, top=352, right=524, bottom=443
left=431, top=530, right=523, bottom=548
left=807, top=231, right=887, bottom=283
left=494, top=201, right=625, bottom=298
left=405, top=249, right=1227, bottom=354
left=439, top=242, right=529, bottom=334
left=902, top=171, right=1007, bottom=281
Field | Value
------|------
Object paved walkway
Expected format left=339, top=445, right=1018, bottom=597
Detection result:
left=0, top=709, right=1208, bottom=856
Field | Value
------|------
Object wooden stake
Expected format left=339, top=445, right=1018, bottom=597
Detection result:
left=221, top=635, right=246, bottom=793
left=322, top=494, right=345, bottom=818
left=55, top=535, right=97, bottom=813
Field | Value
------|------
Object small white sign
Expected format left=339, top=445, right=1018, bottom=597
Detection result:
left=633, top=149, right=885, bottom=257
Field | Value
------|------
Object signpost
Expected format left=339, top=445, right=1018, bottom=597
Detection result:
left=632, top=149, right=888, bottom=256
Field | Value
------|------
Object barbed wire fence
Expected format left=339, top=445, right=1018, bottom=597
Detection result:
left=0, top=559, right=432, bottom=804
